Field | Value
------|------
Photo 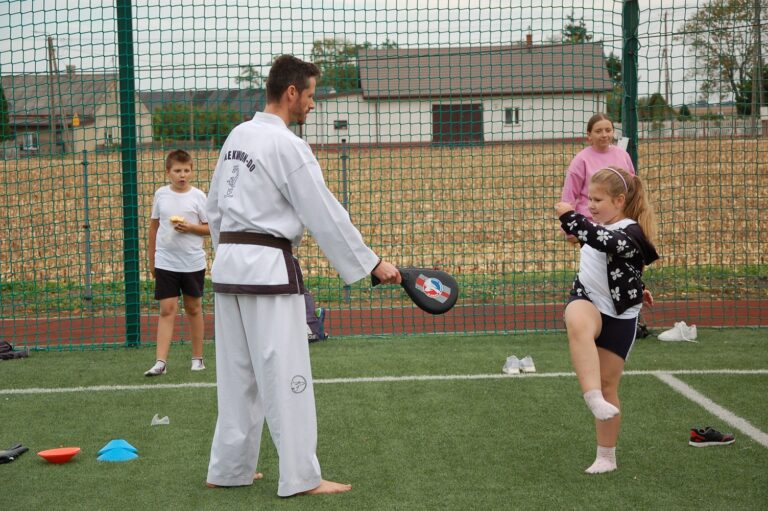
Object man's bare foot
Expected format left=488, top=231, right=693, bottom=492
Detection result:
left=205, top=472, right=264, bottom=488
left=300, top=479, right=352, bottom=495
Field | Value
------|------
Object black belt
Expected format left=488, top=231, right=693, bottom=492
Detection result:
left=219, top=231, right=291, bottom=252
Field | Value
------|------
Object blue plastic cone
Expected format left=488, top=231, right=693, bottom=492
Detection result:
left=98, top=439, right=138, bottom=455
left=97, top=449, right=139, bottom=462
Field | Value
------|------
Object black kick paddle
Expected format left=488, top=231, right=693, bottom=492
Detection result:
left=372, top=267, right=459, bottom=315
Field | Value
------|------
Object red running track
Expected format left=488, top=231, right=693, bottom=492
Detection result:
left=1, top=299, right=765, bottom=347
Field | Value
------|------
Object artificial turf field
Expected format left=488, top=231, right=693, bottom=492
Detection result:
left=1, top=329, right=766, bottom=510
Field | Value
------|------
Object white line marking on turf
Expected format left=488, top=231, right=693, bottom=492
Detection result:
left=627, top=369, right=768, bottom=376
left=0, top=382, right=216, bottom=395
left=654, top=372, right=768, bottom=449
left=2, top=369, right=767, bottom=396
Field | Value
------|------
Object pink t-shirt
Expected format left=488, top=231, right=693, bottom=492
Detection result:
left=560, top=145, right=635, bottom=219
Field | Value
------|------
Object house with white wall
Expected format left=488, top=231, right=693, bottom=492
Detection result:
left=2, top=72, right=153, bottom=154
left=302, top=41, right=614, bottom=146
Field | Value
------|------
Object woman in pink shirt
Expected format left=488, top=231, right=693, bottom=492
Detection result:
left=561, top=113, right=635, bottom=243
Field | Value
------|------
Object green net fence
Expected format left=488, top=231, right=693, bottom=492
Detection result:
left=1, top=1, right=765, bottom=350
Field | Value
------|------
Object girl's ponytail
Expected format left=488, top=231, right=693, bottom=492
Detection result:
left=624, top=174, right=657, bottom=242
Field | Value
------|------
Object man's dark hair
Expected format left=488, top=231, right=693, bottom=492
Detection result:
left=165, top=149, right=192, bottom=170
left=265, top=55, right=320, bottom=103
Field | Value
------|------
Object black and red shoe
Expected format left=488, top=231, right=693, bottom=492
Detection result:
left=689, top=427, right=735, bottom=447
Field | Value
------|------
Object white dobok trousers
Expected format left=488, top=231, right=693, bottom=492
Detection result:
left=206, top=293, right=322, bottom=496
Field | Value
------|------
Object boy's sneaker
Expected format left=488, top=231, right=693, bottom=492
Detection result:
left=502, top=356, right=520, bottom=375
left=689, top=427, right=735, bottom=447
left=191, top=358, right=205, bottom=371
left=658, top=321, right=698, bottom=342
left=144, top=361, right=166, bottom=377
left=520, top=356, right=536, bottom=373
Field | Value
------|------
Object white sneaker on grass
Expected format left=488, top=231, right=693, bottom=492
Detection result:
left=502, top=356, right=521, bottom=375
left=658, top=321, right=698, bottom=342
left=144, top=360, right=167, bottom=377
left=520, top=356, right=536, bottom=373
left=191, top=358, right=205, bottom=371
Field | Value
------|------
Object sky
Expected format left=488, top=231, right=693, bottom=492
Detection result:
left=0, top=0, right=746, bottom=106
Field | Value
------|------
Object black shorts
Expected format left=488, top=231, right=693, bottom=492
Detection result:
left=567, top=280, right=638, bottom=360
left=154, top=268, right=206, bottom=300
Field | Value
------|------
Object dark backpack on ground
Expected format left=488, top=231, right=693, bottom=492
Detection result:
left=0, top=340, right=29, bottom=360
left=304, top=293, right=328, bottom=343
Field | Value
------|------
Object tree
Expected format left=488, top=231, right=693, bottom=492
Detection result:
left=379, top=38, right=398, bottom=49
left=676, top=0, right=767, bottom=115
left=153, top=104, right=240, bottom=145
left=736, top=64, right=768, bottom=115
left=235, top=65, right=266, bottom=89
left=310, top=38, right=369, bottom=91
left=310, top=38, right=398, bottom=92
left=605, top=52, right=622, bottom=86
left=605, top=51, right=623, bottom=121
left=637, top=93, right=676, bottom=122
left=0, top=84, right=12, bottom=141
left=562, top=11, right=593, bottom=44
left=677, top=104, right=693, bottom=120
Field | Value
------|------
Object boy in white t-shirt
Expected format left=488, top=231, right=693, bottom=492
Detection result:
left=145, top=150, right=210, bottom=376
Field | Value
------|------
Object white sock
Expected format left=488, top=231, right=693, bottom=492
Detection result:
left=155, top=360, right=166, bottom=368
left=583, top=389, right=620, bottom=421
left=585, top=446, right=617, bottom=474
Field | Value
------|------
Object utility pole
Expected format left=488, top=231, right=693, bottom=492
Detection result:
left=752, top=0, right=763, bottom=134
left=46, top=35, right=68, bottom=152
left=47, top=36, right=56, bottom=151
left=664, top=11, right=671, bottom=106
left=188, top=90, right=195, bottom=142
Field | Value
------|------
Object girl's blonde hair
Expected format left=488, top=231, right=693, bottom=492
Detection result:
left=591, top=167, right=657, bottom=242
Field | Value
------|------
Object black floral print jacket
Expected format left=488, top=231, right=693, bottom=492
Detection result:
left=559, top=212, right=659, bottom=315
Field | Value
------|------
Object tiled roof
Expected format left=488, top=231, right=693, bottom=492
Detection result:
left=358, top=42, right=612, bottom=99
left=136, top=89, right=265, bottom=118
left=1, top=73, right=118, bottom=118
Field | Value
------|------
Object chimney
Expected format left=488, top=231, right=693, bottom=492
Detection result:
left=526, top=33, right=533, bottom=47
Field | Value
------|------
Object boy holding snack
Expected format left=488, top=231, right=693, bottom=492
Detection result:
left=145, top=149, right=210, bottom=376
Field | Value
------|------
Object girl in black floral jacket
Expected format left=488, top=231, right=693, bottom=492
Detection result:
left=555, top=166, right=658, bottom=475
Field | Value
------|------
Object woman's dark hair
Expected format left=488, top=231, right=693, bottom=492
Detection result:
left=587, top=113, right=613, bottom=133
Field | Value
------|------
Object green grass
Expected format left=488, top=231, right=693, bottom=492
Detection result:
left=1, top=329, right=767, bottom=510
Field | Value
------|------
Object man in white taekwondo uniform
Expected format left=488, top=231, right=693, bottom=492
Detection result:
left=205, top=55, right=401, bottom=497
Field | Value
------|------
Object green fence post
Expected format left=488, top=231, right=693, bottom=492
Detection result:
left=340, top=138, right=351, bottom=302
left=116, top=0, right=141, bottom=347
left=622, top=0, right=639, bottom=171
left=82, top=150, right=93, bottom=303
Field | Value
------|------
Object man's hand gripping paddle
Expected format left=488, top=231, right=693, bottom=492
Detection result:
left=372, top=267, right=459, bottom=315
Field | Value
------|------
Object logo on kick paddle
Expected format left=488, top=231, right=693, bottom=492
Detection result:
left=416, top=274, right=451, bottom=303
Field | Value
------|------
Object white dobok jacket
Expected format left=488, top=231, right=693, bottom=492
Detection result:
left=206, top=112, right=379, bottom=294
